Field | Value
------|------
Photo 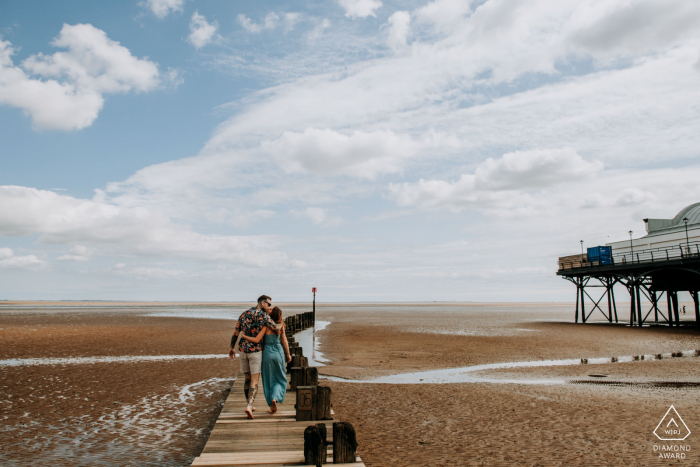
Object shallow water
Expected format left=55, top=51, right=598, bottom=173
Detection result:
left=293, top=321, right=330, bottom=366
left=0, top=354, right=228, bottom=367
left=322, top=350, right=700, bottom=385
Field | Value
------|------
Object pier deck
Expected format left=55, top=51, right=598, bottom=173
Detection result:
left=192, top=373, right=363, bottom=466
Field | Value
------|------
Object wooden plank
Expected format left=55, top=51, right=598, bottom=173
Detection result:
left=192, top=451, right=361, bottom=466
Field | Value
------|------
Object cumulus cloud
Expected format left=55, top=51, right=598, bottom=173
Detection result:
left=0, top=247, right=47, bottom=270
left=338, top=0, right=382, bottom=19
left=387, top=11, right=411, bottom=49
left=390, top=148, right=602, bottom=211
left=188, top=11, right=218, bottom=49
left=474, top=148, right=603, bottom=191
left=262, top=128, right=418, bottom=178
left=0, top=24, right=161, bottom=130
left=0, top=186, right=288, bottom=267
left=142, top=0, right=185, bottom=19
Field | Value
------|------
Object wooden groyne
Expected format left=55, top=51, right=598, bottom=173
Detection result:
left=191, top=312, right=364, bottom=466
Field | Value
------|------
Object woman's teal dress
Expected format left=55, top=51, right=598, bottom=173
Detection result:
left=262, top=333, right=286, bottom=405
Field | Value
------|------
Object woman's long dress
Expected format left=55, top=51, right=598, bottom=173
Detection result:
left=261, top=332, right=286, bottom=405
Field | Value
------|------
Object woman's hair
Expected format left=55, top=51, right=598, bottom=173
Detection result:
left=270, top=306, right=283, bottom=324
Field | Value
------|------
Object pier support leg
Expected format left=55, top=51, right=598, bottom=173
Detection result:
left=607, top=279, right=613, bottom=323
left=629, top=284, right=636, bottom=326
left=693, top=291, right=700, bottom=327
left=575, top=279, right=580, bottom=324
left=580, top=280, right=586, bottom=323
left=612, top=285, right=618, bottom=323
left=652, top=291, right=658, bottom=323
left=636, top=285, right=643, bottom=327
left=667, top=291, right=673, bottom=326
left=672, top=291, right=680, bottom=326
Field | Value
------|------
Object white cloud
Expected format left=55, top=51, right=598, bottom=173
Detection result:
left=0, top=247, right=12, bottom=259
left=0, top=24, right=161, bottom=130
left=615, top=188, right=656, bottom=207
left=338, top=0, right=382, bottom=19
left=264, top=12, right=280, bottom=30
left=389, top=148, right=602, bottom=211
left=568, top=0, right=700, bottom=58
left=108, top=264, right=186, bottom=279
left=387, top=11, right=411, bottom=49
left=237, top=14, right=263, bottom=33
left=0, top=247, right=47, bottom=270
left=142, top=0, right=185, bottom=19
left=415, top=0, right=472, bottom=31
left=237, top=12, right=299, bottom=34
left=292, top=207, right=341, bottom=226
left=283, top=13, right=302, bottom=31
left=262, top=128, right=418, bottom=178
left=56, top=245, right=92, bottom=262
left=0, top=186, right=288, bottom=267
left=474, top=148, right=603, bottom=191
left=309, top=19, right=331, bottom=41
left=188, top=11, right=218, bottom=49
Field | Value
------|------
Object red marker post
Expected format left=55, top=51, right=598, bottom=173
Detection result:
left=312, top=287, right=317, bottom=323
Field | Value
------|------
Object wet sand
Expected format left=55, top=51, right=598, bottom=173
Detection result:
left=0, top=307, right=240, bottom=466
left=317, top=304, right=700, bottom=466
left=1, top=302, right=699, bottom=466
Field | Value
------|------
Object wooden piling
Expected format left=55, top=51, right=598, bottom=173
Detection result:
left=333, top=422, right=358, bottom=464
left=304, top=423, right=327, bottom=466
left=296, top=386, right=317, bottom=421
left=315, top=386, right=332, bottom=420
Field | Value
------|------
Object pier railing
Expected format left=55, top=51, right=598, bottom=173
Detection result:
left=558, top=241, right=700, bottom=271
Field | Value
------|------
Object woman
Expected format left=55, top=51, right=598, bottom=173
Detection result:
left=241, top=306, right=292, bottom=413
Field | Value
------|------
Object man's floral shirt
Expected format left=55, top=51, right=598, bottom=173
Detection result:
left=235, top=306, right=276, bottom=353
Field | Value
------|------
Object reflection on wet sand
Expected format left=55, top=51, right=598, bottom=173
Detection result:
left=322, top=349, right=700, bottom=384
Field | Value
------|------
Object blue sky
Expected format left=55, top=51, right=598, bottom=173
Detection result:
left=1, top=0, right=700, bottom=302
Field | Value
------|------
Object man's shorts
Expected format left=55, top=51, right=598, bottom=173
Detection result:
left=240, top=351, right=263, bottom=374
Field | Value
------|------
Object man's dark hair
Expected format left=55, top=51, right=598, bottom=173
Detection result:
left=257, top=295, right=271, bottom=305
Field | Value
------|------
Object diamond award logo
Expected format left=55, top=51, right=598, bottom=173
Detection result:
left=654, top=405, right=691, bottom=441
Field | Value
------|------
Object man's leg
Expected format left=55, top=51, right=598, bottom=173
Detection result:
left=245, top=353, right=263, bottom=419
left=243, top=372, right=251, bottom=401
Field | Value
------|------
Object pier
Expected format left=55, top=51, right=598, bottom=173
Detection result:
left=558, top=242, right=700, bottom=326
left=191, top=311, right=364, bottom=467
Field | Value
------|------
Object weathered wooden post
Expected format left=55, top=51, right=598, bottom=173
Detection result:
left=315, top=386, right=332, bottom=420
left=301, top=356, right=308, bottom=368
left=290, top=367, right=304, bottom=391
left=333, top=422, right=358, bottom=463
left=305, top=367, right=318, bottom=386
left=304, top=423, right=327, bottom=466
left=296, top=386, right=317, bottom=421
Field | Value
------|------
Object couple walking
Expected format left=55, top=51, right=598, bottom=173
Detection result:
left=229, top=295, right=292, bottom=419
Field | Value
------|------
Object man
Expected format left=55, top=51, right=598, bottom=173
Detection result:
left=229, top=295, right=284, bottom=419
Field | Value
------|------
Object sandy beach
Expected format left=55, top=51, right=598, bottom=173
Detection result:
left=1, top=302, right=699, bottom=466
left=318, top=304, right=700, bottom=466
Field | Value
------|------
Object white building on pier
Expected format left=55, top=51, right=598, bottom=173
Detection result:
left=608, top=202, right=700, bottom=255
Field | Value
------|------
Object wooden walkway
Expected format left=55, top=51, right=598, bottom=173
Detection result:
left=191, top=373, right=364, bottom=466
